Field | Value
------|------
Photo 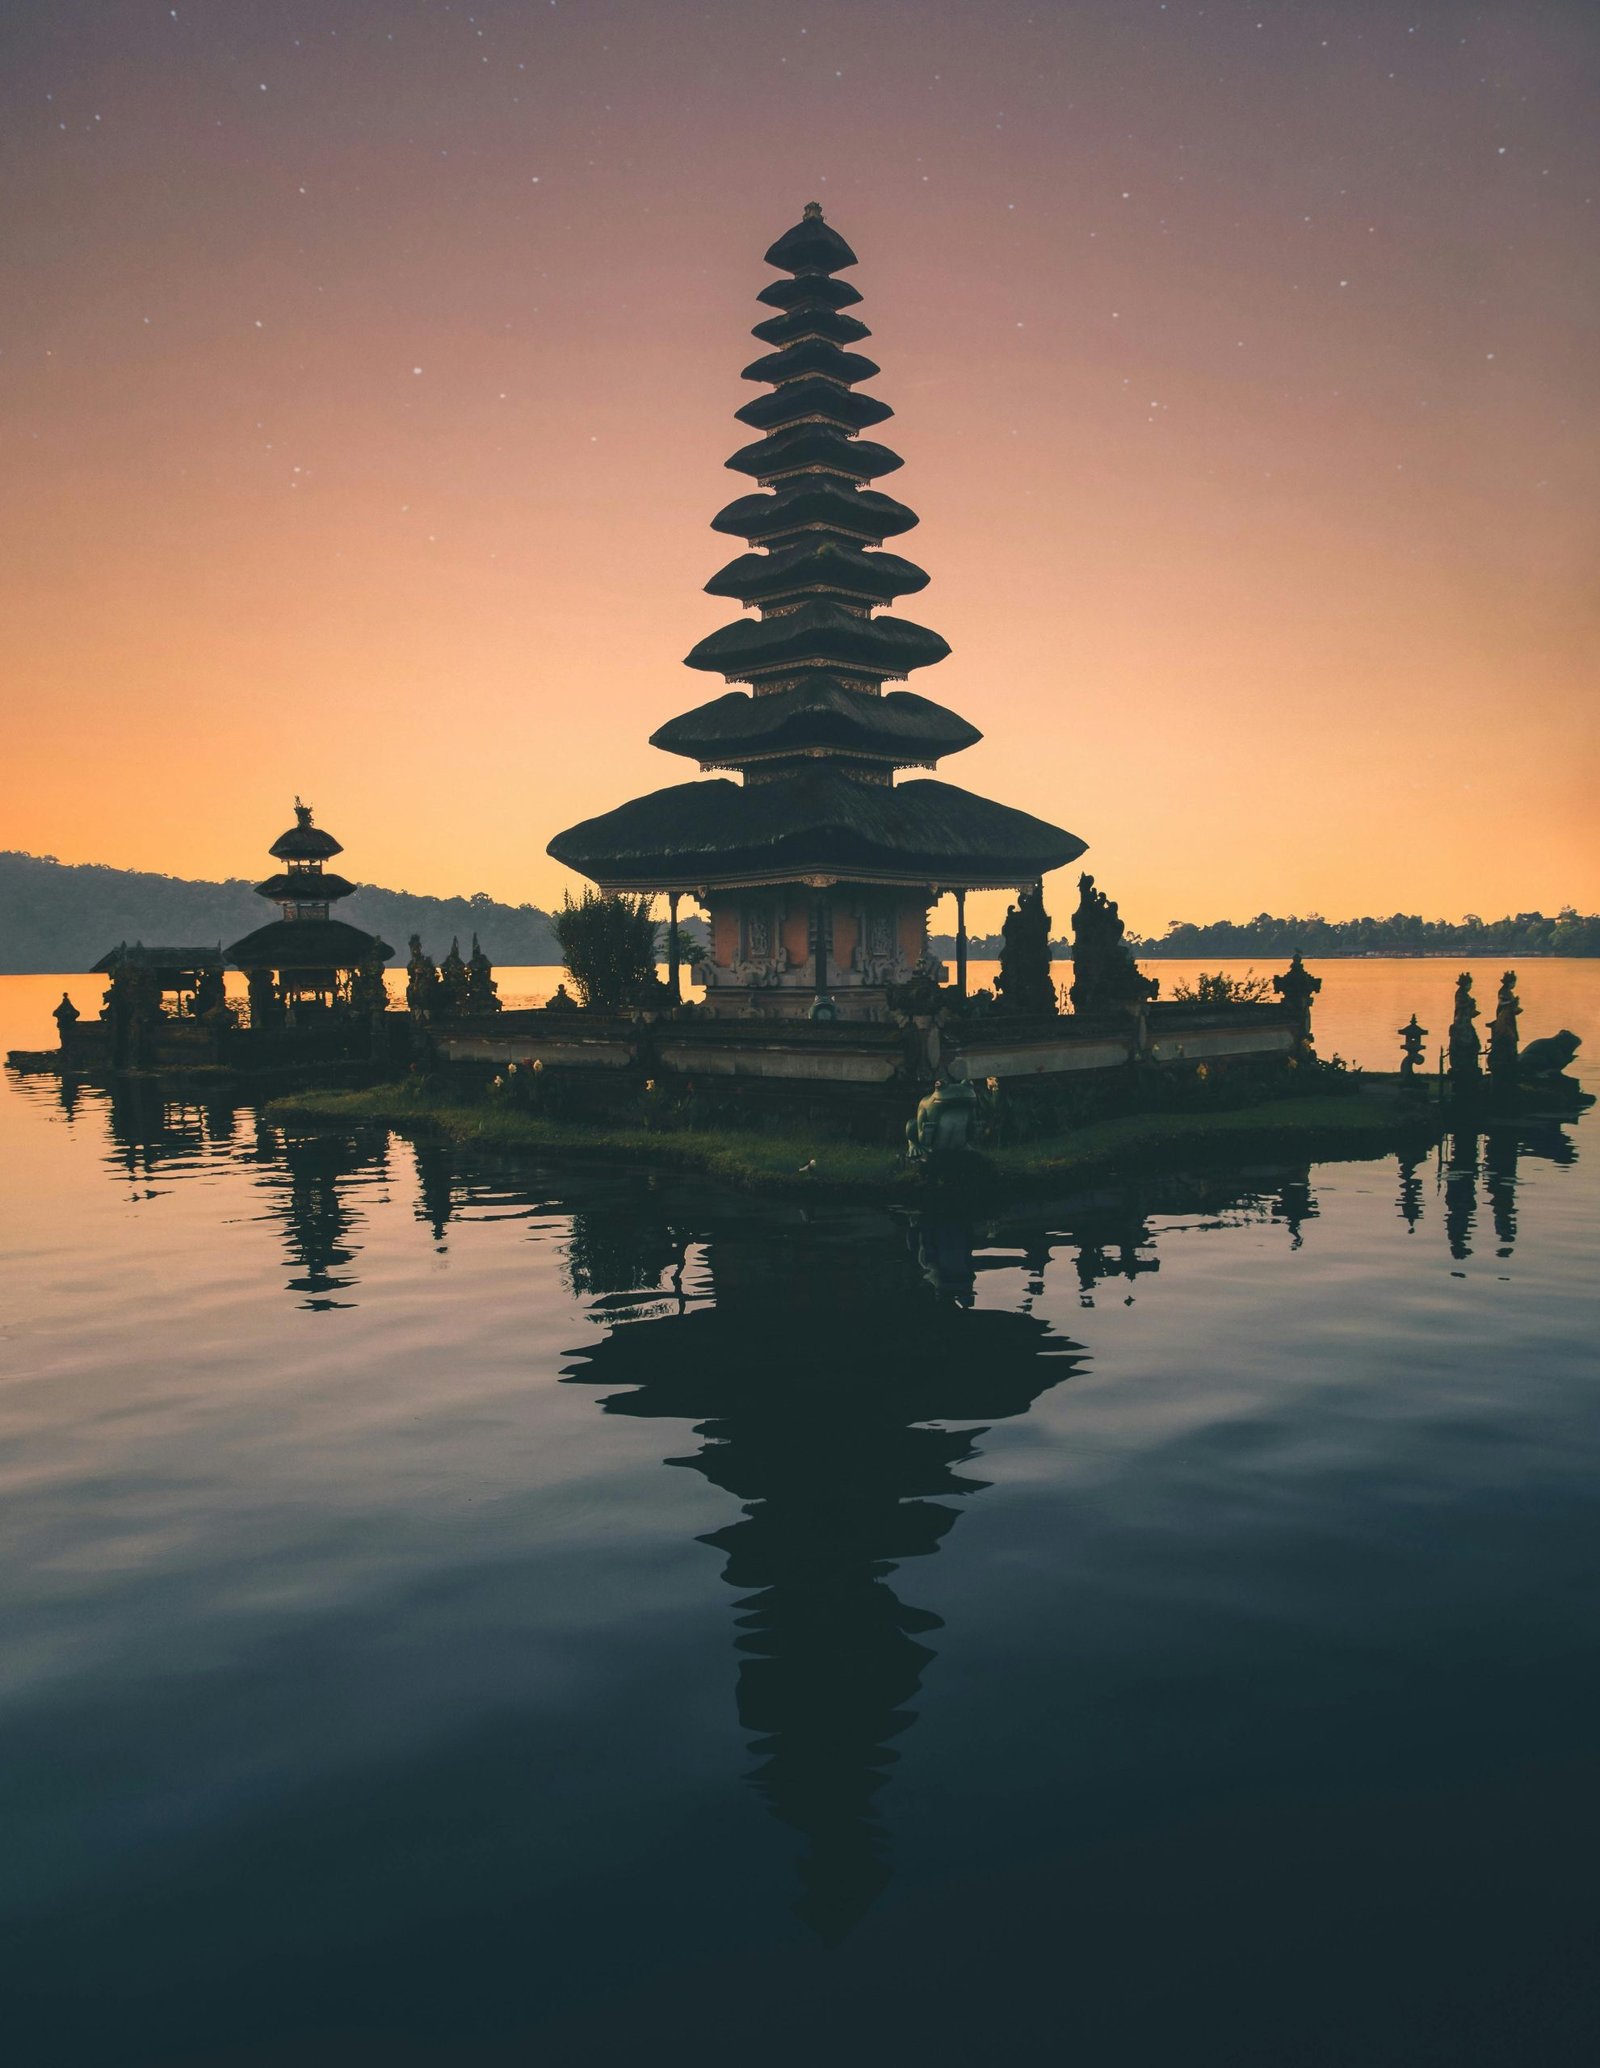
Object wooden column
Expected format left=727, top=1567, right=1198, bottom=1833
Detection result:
left=955, top=887, right=968, bottom=999
left=814, top=891, right=829, bottom=996
left=667, top=891, right=681, bottom=1002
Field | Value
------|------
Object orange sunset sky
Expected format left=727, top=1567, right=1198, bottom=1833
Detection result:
left=3, top=0, right=1595, bottom=938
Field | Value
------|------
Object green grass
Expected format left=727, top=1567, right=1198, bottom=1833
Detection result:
left=268, top=1079, right=1443, bottom=1198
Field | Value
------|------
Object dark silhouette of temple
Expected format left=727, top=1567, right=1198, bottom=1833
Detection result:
left=550, top=205, right=1083, bottom=1015
left=225, top=801, right=392, bottom=1019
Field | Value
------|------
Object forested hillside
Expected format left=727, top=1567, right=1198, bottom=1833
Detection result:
left=0, top=852, right=566, bottom=972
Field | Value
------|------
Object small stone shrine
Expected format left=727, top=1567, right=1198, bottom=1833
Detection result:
left=1398, top=1012, right=1428, bottom=1083
left=1272, top=952, right=1322, bottom=1055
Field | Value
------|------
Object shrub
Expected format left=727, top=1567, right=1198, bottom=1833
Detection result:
left=1171, top=969, right=1272, bottom=1006
left=552, top=889, right=659, bottom=1012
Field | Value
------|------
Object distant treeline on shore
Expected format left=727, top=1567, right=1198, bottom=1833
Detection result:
left=6, top=851, right=1593, bottom=974
left=0, top=851, right=575, bottom=973
left=934, top=909, right=1600, bottom=962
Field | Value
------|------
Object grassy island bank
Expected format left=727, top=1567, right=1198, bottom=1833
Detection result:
left=268, top=1078, right=1447, bottom=1199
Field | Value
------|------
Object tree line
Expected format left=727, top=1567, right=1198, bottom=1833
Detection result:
left=931, top=908, right=1600, bottom=961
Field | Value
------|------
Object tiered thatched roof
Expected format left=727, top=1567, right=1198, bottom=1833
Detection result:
left=548, top=206, right=1082, bottom=894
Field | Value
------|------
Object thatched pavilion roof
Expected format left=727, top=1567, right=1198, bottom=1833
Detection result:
left=755, top=269, right=863, bottom=313
left=711, top=480, right=919, bottom=545
left=252, top=871, right=358, bottom=902
left=750, top=306, right=871, bottom=349
left=548, top=769, right=1083, bottom=892
left=724, top=426, right=903, bottom=485
left=685, top=600, right=950, bottom=683
left=225, top=918, right=392, bottom=970
left=733, top=380, right=893, bottom=436
left=268, top=802, right=343, bottom=861
left=91, top=944, right=223, bottom=975
left=763, top=211, right=859, bottom=275
left=705, top=540, right=928, bottom=608
left=651, top=680, right=980, bottom=767
left=740, top=340, right=881, bottom=387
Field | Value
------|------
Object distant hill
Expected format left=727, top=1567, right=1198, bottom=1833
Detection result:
left=0, top=851, right=572, bottom=972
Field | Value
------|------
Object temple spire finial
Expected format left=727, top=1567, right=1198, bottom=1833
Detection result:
left=803, top=200, right=823, bottom=219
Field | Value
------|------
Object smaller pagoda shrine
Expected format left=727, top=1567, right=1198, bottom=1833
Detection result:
left=225, top=801, right=392, bottom=1016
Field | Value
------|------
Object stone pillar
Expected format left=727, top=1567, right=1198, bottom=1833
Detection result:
left=954, top=888, right=968, bottom=1000
left=813, top=891, right=830, bottom=997
left=667, top=892, right=681, bottom=1003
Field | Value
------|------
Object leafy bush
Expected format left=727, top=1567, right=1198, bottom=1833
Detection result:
left=1171, top=969, right=1272, bottom=1005
left=552, top=889, right=659, bottom=1012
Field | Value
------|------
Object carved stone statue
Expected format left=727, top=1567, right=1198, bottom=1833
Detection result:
left=1069, top=873, right=1157, bottom=1018
left=1272, top=953, right=1323, bottom=1054
left=438, top=937, right=471, bottom=1017
left=246, top=967, right=279, bottom=1028
left=1487, top=970, right=1521, bottom=1091
left=405, top=934, right=440, bottom=1018
left=351, top=939, right=389, bottom=1018
left=466, top=933, right=501, bottom=1014
left=886, top=966, right=945, bottom=1019
left=1398, top=1012, right=1428, bottom=1083
left=1447, top=972, right=1481, bottom=1089
left=998, top=881, right=1058, bottom=1017
left=194, top=966, right=226, bottom=1018
left=731, top=958, right=784, bottom=990
left=1518, top=1029, right=1580, bottom=1080
left=905, top=1075, right=979, bottom=1163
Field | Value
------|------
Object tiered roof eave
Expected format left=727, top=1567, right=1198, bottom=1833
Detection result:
left=548, top=769, right=1085, bottom=896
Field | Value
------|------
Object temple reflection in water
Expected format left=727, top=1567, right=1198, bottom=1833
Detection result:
left=81, top=1078, right=391, bottom=1310
left=549, top=1167, right=1348, bottom=1940
left=22, top=1066, right=1583, bottom=1937
left=561, top=1207, right=1083, bottom=1941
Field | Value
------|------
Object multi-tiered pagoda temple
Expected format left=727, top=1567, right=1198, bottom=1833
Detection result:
left=550, top=204, right=1084, bottom=1017
left=225, top=801, right=392, bottom=1006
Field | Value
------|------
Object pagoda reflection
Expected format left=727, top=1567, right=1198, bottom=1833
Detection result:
left=249, top=1117, right=390, bottom=1310
left=561, top=1206, right=1085, bottom=1942
left=85, top=1080, right=389, bottom=1308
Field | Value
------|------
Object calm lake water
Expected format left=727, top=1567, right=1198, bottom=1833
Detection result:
left=3, top=966, right=1597, bottom=2065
